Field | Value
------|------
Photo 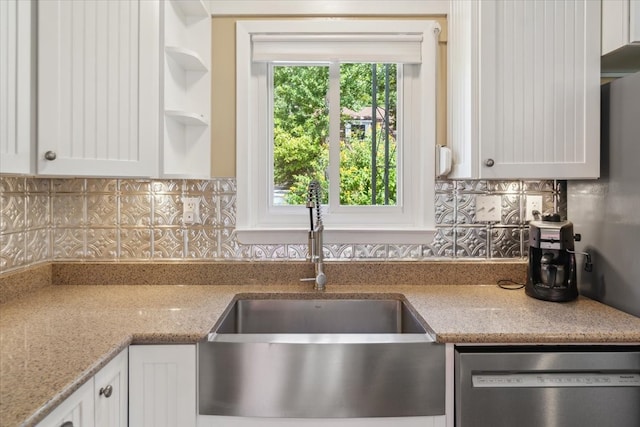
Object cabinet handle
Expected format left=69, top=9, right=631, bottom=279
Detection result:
left=44, top=151, right=57, bottom=161
left=484, top=158, right=495, bottom=167
left=60, top=422, right=74, bottom=427
left=99, top=384, right=113, bottom=398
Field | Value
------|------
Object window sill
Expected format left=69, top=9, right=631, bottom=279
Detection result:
left=235, top=228, right=436, bottom=245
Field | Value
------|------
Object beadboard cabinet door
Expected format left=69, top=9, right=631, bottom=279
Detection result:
left=37, top=0, right=160, bottom=177
left=0, top=0, right=35, bottom=175
left=36, top=349, right=128, bottom=427
left=129, top=345, right=197, bottom=427
left=36, top=380, right=94, bottom=427
left=95, top=348, right=128, bottom=427
left=602, top=0, right=640, bottom=55
left=448, top=0, right=601, bottom=179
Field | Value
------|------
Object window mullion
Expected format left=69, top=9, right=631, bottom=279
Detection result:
left=266, top=63, right=276, bottom=210
left=328, top=62, right=341, bottom=212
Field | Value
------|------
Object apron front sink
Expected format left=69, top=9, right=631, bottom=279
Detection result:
left=198, top=295, right=445, bottom=418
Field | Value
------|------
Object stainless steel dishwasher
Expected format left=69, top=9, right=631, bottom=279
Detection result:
left=456, top=346, right=640, bottom=427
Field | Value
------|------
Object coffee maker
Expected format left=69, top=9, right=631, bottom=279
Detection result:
left=526, top=213, right=591, bottom=302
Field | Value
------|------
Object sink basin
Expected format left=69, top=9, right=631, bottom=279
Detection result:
left=213, top=297, right=428, bottom=335
left=198, top=295, right=445, bottom=418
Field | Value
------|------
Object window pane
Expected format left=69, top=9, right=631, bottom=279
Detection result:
left=271, top=63, right=398, bottom=207
left=340, top=63, right=398, bottom=206
left=272, top=65, right=329, bottom=206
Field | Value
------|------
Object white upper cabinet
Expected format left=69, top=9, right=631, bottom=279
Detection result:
left=602, top=0, right=640, bottom=73
left=38, top=0, right=160, bottom=177
left=36, top=0, right=211, bottom=178
left=448, top=0, right=601, bottom=179
left=162, top=0, right=211, bottom=178
left=603, top=0, right=640, bottom=54
left=0, top=0, right=35, bottom=175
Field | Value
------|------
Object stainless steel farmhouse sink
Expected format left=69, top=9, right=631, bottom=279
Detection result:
left=198, top=295, right=445, bottom=418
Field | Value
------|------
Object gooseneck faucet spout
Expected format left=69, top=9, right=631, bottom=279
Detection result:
left=301, top=180, right=327, bottom=291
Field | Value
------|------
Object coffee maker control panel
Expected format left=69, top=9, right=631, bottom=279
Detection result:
left=529, top=219, right=575, bottom=251
left=539, top=229, right=562, bottom=249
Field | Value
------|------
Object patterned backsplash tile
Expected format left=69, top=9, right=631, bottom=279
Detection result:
left=0, top=176, right=566, bottom=273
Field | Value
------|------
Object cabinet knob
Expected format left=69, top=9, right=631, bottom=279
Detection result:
left=484, top=158, right=495, bottom=167
left=99, top=384, right=113, bottom=398
left=44, top=151, right=57, bottom=161
left=60, top=422, right=74, bottom=427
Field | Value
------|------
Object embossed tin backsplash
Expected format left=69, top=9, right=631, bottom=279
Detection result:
left=0, top=177, right=566, bottom=272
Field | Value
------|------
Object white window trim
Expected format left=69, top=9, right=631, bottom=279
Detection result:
left=236, top=19, right=440, bottom=245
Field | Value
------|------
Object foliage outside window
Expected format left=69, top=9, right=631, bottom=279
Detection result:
left=272, top=64, right=398, bottom=207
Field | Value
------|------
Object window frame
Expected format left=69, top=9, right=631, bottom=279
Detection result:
left=236, top=19, right=440, bottom=244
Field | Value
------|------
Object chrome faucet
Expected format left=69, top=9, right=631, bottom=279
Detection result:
left=301, top=180, right=327, bottom=291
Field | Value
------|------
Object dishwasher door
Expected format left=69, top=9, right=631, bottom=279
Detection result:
left=455, top=346, right=640, bottom=427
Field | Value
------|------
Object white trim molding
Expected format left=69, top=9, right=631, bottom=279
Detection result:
left=209, top=0, right=449, bottom=16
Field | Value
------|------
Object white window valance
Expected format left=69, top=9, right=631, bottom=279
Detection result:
left=251, top=33, right=424, bottom=63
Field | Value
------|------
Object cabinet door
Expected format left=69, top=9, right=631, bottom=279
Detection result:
left=36, top=380, right=94, bottom=427
left=602, top=0, right=640, bottom=54
left=448, top=0, right=600, bottom=179
left=0, top=0, right=35, bottom=174
left=95, top=348, right=128, bottom=427
left=37, top=0, right=159, bottom=177
left=633, top=0, right=640, bottom=43
left=129, top=345, right=196, bottom=427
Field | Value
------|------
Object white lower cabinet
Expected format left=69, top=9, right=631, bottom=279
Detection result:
left=129, top=344, right=197, bottom=427
left=95, top=348, right=128, bottom=427
left=36, top=380, right=94, bottom=427
left=37, top=348, right=128, bottom=427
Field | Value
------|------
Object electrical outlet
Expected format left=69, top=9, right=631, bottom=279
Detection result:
left=475, top=195, right=502, bottom=222
left=526, top=195, right=543, bottom=221
left=182, top=197, right=201, bottom=224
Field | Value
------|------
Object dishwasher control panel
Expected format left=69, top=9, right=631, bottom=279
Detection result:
left=472, top=372, right=640, bottom=388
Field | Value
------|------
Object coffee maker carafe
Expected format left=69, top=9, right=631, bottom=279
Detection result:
left=526, top=213, right=591, bottom=302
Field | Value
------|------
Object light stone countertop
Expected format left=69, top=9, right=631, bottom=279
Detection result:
left=2, top=283, right=640, bottom=427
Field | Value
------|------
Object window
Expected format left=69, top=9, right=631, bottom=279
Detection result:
left=272, top=62, right=398, bottom=207
left=236, top=20, right=440, bottom=244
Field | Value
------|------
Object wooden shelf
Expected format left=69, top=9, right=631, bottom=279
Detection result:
left=171, top=0, right=209, bottom=19
left=165, top=110, right=208, bottom=126
left=165, top=46, right=208, bottom=72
